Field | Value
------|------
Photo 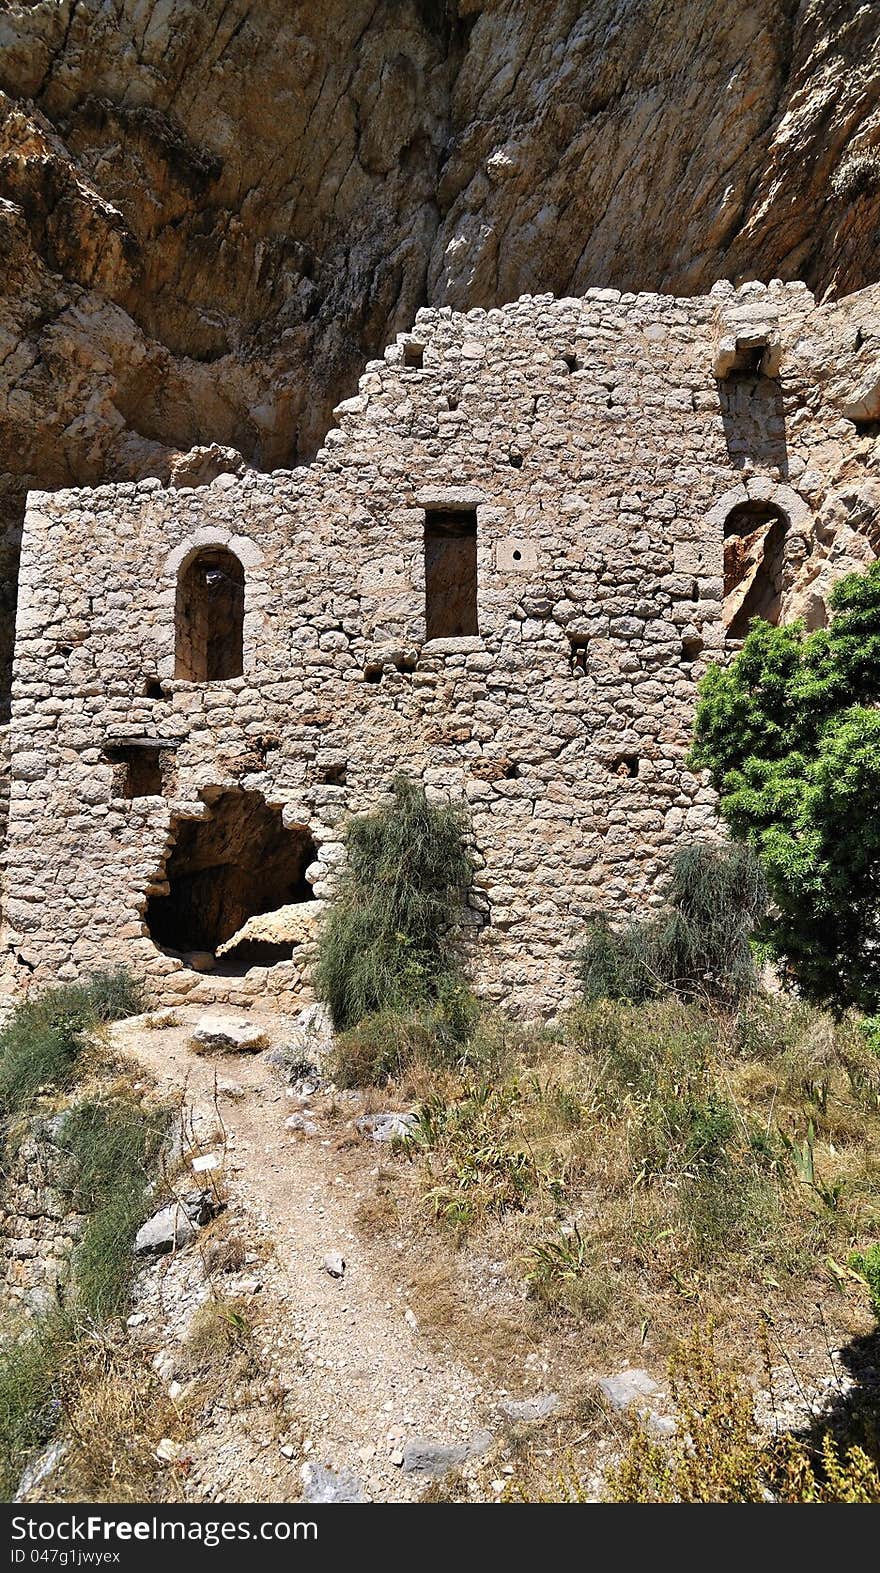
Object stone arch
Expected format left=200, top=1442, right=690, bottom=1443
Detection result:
left=705, top=481, right=813, bottom=639
left=158, top=528, right=266, bottom=683
left=175, top=545, right=245, bottom=680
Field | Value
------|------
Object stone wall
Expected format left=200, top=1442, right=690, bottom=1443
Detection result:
left=0, top=1114, right=82, bottom=1317
left=5, top=279, right=880, bottom=1015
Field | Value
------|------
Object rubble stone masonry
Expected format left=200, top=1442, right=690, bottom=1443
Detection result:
left=5, top=279, right=880, bottom=1015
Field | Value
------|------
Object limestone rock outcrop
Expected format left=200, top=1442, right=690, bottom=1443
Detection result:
left=2, top=1, right=880, bottom=486
left=2, top=1, right=880, bottom=706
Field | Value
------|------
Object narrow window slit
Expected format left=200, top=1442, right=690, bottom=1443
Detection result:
left=568, top=634, right=589, bottom=675
left=424, top=509, right=478, bottom=640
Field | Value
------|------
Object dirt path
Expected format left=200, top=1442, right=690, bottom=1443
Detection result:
left=112, top=1007, right=496, bottom=1503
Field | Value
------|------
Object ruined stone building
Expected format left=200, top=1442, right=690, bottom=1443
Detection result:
left=4, top=277, right=880, bottom=1015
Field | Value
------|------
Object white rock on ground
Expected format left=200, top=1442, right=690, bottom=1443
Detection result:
left=188, top=1018, right=270, bottom=1055
left=134, top=1203, right=197, bottom=1255
left=355, top=1111, right=418, bottom=1143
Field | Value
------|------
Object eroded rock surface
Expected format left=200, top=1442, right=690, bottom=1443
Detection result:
left=2, top=2, right=880, bottom=702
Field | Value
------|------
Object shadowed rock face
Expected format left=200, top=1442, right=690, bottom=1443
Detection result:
left=1, top=0, right=880, bottom=675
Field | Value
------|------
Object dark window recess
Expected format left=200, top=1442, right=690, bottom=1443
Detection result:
left=723, top=500, right=789, bottom=640
left=364, top=664, right=383, bottom=684
left=611, top=754, right=639, bottom=778
left=424, top=510, right=478, bottom=640
left=317, top=759, right=347, bottom=785
left=105, top=742, right=170, bottom=799
left=731, top=345, right=765, bottom=377
left=561, top=351, right=581, bottom=372
left=143, top=678, right=166, bottom=699
left=509, top=450, right=524, bottom=469
left=402, top=341, right=425, bottom=369
left=176, top=547, right=245, bottom=681
left=568, top=635, right=589, bottom=675
left=681, top=636, right=704, bottom=664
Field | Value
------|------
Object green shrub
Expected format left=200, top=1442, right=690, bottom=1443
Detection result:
left=314, top=776, right=473, bottom=1030
left=640, top=1091, right=736, bottom=1176
left=831, top=150, right=880, bottom=202
left=0, top=1311, right=75, bottom=1500
left=333, top=985, right=478, bottom=1088
left=578, top=915, right=663, bottom=1004
left=691, top=563, right=880, bottom=1014
left=0, top=970, right=144, bottom=1116
left=849, top=1243, right=880, bottom=1318
left=58, top=1097, right=169, bottom=1318
left=578, top=841, right=766, bottom=1007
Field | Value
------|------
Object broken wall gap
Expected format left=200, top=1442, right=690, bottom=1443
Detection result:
left=723, top=500, right=789, bottom=639
left=568, top=633, right=589, bottom=675
left=146, top=787, right=316, bottom=972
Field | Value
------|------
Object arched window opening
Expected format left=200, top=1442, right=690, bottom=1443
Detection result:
left=723, top=501, right=789, bottom=640
left=175, top=547, right=244, bottom=681
left=146, top=788, right=316, bottom=974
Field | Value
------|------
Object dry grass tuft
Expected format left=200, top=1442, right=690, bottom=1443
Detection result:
left=58, top=1329, right=184, bottom=1503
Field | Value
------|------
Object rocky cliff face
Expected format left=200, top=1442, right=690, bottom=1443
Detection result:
left=1, top=0, right=880, bottom=700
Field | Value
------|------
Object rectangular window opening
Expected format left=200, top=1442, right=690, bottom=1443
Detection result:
left=424, top=510, right=478, bottom=640
left=105, top=742, right=171, bottom=799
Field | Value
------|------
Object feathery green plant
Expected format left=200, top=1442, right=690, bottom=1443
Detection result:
left=314, top=775, right=473, bottom=1030
left=579, top=840, right=766, bottom=1007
